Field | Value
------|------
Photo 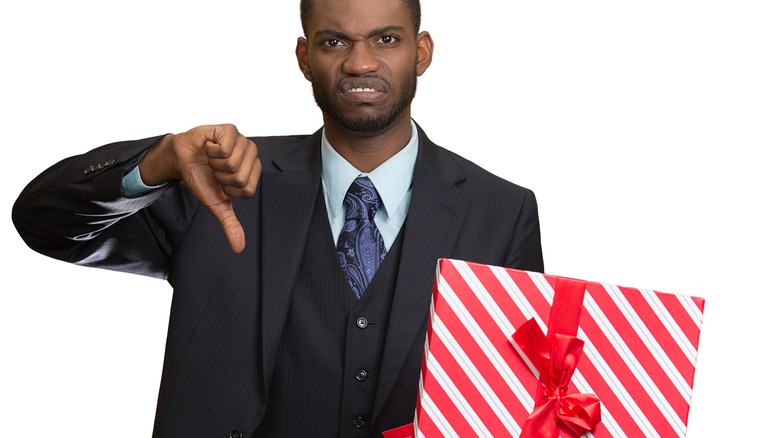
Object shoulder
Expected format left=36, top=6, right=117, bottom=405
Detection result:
left=416, top=126, right=543, bottom=271
left=417, top=127, right=535, bottom=202
left=248, top=133, right=314, bottom=158
left=244, top=131, right=322, bottom=174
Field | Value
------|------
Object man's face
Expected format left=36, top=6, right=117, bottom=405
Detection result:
left=296, top=0, right=431, bottom=133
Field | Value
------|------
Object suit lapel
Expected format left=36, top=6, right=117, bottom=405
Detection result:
left=255, top=126, right=470, bottom=418
left=373, top=128, right=470, bottom=419
left=260, top=132, right=322, bottom=396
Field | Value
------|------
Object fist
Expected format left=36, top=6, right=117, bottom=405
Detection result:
left=140, top=124, right=262, bottom=253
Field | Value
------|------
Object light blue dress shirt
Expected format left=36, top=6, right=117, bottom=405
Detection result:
left=121, top=122, right=418, bottom=252
left=122, top=165, right=165, bottom=196
left=321, top=122, right=417, bottom=251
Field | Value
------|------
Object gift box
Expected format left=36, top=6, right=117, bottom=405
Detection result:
left=413, top=259, right=704, bottom=438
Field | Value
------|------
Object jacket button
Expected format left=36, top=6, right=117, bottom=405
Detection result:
left=352, top=416, right=366, bottom=428
left=356, top=317, right=368, bottom=329
left=228, top=431, right=242, bottom=438
left=355, top=369, right=368, bottom=381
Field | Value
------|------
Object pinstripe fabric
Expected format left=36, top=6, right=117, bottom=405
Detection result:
left=256, top=190, right=404, bottom=437
left=12, top=124, right=544, bottom=437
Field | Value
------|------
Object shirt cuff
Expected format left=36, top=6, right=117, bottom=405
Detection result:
left=121, top=166, right=168, bottom=197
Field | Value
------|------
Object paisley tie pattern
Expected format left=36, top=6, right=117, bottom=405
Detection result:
left=336, top=177, right=387, bottom=299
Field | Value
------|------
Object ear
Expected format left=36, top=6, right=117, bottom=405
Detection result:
left=296, top=36, right=313, bottom=82
left=415, top=31, right=434, bottom=76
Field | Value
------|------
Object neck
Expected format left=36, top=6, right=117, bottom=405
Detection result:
left=323, top=112, right=413, bottom=173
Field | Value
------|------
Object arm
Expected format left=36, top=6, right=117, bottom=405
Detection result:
left=12, top=124, right=261, bottom=277
left=505, top=189, right=545, bottom=273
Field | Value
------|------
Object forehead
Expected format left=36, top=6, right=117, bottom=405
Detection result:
left=307, top=0, right=413, bottom=37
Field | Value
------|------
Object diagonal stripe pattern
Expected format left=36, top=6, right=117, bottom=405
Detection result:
left=415, top=259, right=705, bottom=438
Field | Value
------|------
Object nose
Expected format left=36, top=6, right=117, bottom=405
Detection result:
left=342, top=42, right=379, bottom=75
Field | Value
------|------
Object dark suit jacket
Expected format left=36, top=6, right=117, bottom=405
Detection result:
left=13, top=124, right=543, bottom=437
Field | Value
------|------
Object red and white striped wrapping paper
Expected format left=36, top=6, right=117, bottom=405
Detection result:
left=414, top=259, right=705, bottom=438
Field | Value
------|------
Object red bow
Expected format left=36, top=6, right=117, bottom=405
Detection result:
left=513, top=318, right=601, bottom=438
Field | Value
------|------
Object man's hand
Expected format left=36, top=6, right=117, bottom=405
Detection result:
left=139, top=124, right=262, bottom=253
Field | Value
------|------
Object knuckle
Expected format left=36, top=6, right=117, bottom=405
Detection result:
left=241, top=185, right=257, bottom=198
left=235, top=172, right=249, bottom=186
left=225, top=174, right=244, bottom=188
left=238, top=171, right=253, bottom=188
left=228, top=180, right=256, bottom=199
left=219, top=171, right=250, bottom=189
left=224, top=158, right=241, bottom=173
left=221, top=123, right=238, bottom=135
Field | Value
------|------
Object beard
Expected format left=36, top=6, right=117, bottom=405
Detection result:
left=311, top=68, right=417, bottom=133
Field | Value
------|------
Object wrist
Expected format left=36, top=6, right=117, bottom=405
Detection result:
left=139, top=134, right=179, bottom=185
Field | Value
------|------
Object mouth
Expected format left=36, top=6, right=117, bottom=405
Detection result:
left=339, top=78, right=388, bottom=103
left=347, top=87, right=380, bottom=94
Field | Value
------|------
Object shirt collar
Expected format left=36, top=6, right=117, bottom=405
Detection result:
left=321, top=121, right=418, bottom=219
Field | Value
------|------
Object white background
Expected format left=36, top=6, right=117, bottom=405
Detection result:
left=1, top=1, right=777, bottom=436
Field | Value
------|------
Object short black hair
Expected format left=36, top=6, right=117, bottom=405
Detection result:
left=300, top=0, right=421, bottom=37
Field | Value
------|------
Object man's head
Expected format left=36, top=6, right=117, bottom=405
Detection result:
left=300, top=0, right=421, bottom=38
left=295, top=0, right=432, bottom=134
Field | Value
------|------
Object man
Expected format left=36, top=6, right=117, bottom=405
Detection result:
left=13, top=0, right=543, bottom=436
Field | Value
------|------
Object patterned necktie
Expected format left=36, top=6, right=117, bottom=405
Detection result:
left=336, top=177, right=387, bottom=299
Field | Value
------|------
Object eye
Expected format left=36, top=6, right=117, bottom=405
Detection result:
left=379, top=35, right=398, bottom=45
left=323, top=39, right=345, bottom=48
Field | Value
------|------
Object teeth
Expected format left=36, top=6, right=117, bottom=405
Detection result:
left=348, top=87, right=378, bottom=93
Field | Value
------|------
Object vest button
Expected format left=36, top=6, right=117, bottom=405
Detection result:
left=228, top=431, right=242, bottom=438
left=355, top=369, right=368, bottom=381
left=352, top=416, right=366, bottom=428
left=356, top=317, right=368, bottom=329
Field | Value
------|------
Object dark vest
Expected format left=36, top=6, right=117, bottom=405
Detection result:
left=255, top=188, right=405, bottom=437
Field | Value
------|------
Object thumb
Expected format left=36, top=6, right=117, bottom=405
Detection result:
left=208, top=200, right=246, bottom=254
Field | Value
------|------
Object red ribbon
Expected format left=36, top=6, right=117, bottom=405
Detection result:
left=513, top=278, right=601, bottom=438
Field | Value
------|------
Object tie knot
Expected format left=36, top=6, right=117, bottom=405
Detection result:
left=345, top=177, right=381, bottom=221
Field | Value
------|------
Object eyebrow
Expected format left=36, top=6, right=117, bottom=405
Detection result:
left=368, top=25, right=404, bottom=38
left=314, top=25, right=405, bottom=41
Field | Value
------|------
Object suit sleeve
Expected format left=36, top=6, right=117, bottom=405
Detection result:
left=505, top=188, right=544, bottom=273
left=12, top=136, right=200, bottom=280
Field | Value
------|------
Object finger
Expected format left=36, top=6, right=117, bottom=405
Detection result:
left=207, top=200, right=246, bottom=254
left=205, top=139, right=233, bottom=160
left=204, top=124, right=239, bottom=159
left=212, top=145, right=259, bottom=190
left=221, top=158, right=262, bottom=199
left=208, top=137, right=256, bottom=174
